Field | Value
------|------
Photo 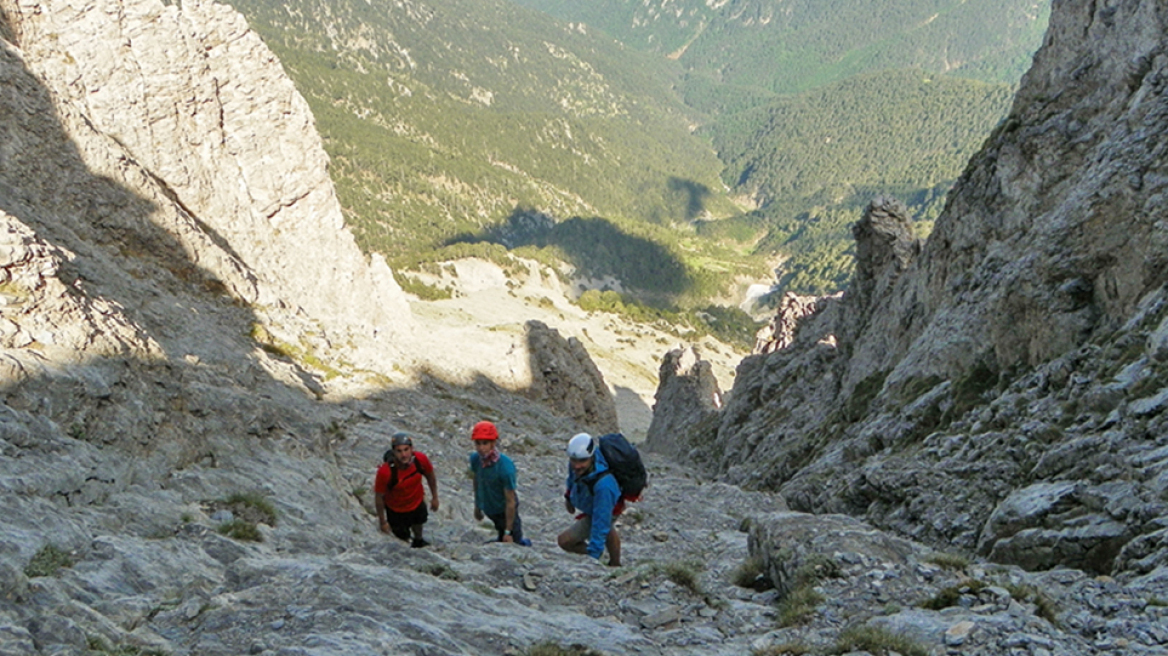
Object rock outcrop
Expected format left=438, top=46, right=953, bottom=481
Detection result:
left=752, top=291, right=839, bottom=355
left=524, top=319, right=620, bottom=435
left=645, top=346, right=721, bottom=459
left=660, top=0, right=1168, bottom=579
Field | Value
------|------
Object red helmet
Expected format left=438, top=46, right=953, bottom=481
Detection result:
left=471, top=421, right=498, bottom=441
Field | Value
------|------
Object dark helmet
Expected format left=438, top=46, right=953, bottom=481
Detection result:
left=390, top=431, right=413, bottom=448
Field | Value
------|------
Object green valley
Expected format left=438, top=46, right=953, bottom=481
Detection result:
left=219, top=0, right=1048, bottom=333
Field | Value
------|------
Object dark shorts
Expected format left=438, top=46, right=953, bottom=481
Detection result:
left=386, top=502, right=428, bottom=541
left=487, top=508, right=524, bottom=543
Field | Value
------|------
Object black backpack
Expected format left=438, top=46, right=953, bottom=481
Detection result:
left=595, top=433, right=647, bottom=501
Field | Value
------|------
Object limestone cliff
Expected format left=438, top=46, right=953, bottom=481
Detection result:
left=656, top=0, right=1168, bottom=576
left=1, top=0, right=413, bottom=378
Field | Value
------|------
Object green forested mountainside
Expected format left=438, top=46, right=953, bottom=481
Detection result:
left=509, top=0, right=1050, bottom=95
left=702, top=69, right=1015, bottom=295
left=218, top=0, right=742, bottom=276
left=511, top=0, right=1043, bottom=297
left=218, top=0, right=1045, bottom=319
left=709, top=70, right=1013, bottom=211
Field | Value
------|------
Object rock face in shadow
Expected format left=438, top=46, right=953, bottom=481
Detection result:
left=525, top=319, right=620, bottom=435
left=645, top=346, right=721, bottom=459
left=668, top=0, right=1168, bottom=576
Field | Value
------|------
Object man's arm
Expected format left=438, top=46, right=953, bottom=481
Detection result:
left=375, top=492, right=389, bottom=533
left=502, top=488, right=517, bottom=543
left=425, top=467, right=440, bottom=511
left=564, top=470, right=576, bottom=513
left=586, top=478, right=620, bottom=559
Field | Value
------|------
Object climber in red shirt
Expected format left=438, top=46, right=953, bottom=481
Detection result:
left=374, top=432, right=439, bottom=548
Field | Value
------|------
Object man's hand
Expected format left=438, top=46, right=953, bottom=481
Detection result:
left=502, top=534, right=514, bottom=543
left=379, top=520, right=390, bottom=534
left=430, top=496, right=440, bottom=511
left=565, top=498, right=575, bottom=514
left=474, top=508, right=484, bottom=521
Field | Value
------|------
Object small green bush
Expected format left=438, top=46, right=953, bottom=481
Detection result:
left=833, top=625, right=929, bottom=656
left=218, top=492, right=278, bottom=527
left=25, top=544, right=74, bottom=578
left=1005, top=583, right=1059, bottom=625
left=650, top=561, right=704, bottom=595
left=777, top=585, right=824, bottom=626
left=217, top=520, right=263, bottom=542
left=732, top=556, right=767, bottom=588
left=393, top=271, right=454, bottom=301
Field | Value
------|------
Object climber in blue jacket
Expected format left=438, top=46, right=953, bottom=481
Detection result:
left=557, top=433, right=622, bottom=566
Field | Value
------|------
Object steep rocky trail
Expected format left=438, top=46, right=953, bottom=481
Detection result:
left=6, top=367, right=1167, bottom=656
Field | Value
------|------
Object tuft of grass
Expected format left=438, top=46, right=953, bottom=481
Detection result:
left=777, top=585, right=824, bottom=626
left=218, top=492, right=278, bottom=527
left=832, top=625, right=929, bottom=656
left=1005, top=583, right=1059, bottom=625
left=651, top=561, right=704, bottom=595
left=418, top=562, right=461, bottom=581
left=392, top=271, right=454, bottom=301
left=25, top=544, right=74, bottom=578
left=732, top=556, right=768, bottom=588
left=526, top=642, right=605, bottom=656
left=217, top=520, right=263, bottom=542
left=924, top=551, right=970, bottom=571
left=920, top=578, right=987, bottom=610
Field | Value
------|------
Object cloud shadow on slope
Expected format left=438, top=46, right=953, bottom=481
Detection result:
left=444, top=208, right=693, bottom=304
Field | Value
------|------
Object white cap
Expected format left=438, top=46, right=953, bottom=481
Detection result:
left=567, top=433, right=595, bottom=460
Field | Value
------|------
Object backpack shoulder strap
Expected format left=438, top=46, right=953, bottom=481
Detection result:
left=385, top=456, right=417, bottom=490
left=584, top=469, right=613, bottom=492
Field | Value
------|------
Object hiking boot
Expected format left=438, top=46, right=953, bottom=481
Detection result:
left=410, top=538, right=430, bottom=549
